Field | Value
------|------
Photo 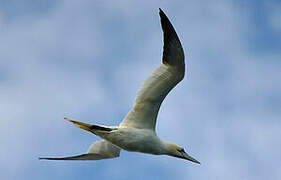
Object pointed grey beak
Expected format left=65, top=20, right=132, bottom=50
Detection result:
left=182, top=152, right=200, bottom=164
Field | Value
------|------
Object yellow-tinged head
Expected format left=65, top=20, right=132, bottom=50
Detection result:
left=166, top=142, right=182, bottom=150
left=165, top=142, right=200, bottom=164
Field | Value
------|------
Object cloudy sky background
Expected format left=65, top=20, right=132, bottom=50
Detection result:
left=0, top=0, right=281, bottom=179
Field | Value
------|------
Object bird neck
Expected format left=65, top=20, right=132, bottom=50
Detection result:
left=162, top=141, right=181, bottom=156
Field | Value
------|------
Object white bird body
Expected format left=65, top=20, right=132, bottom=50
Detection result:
left=94, top=126, right=166, bottom=155
left=40, top=8, right=200, bottom=164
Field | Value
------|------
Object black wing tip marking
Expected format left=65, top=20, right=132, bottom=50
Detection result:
left=38, top=154, right=99, bottom=161
left=39, top=157, right=63, bottom=160
left=159, top=8, right=164, bottom=15
left=159, top=8, right=184, bottom=66
left=38, top=156, right=77, bottom=160
left=39, top=157, right=61, bottom=160
left=159, top=8, right=175, bottom=34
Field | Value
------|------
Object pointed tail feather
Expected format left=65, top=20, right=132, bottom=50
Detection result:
left=64, top=117, right=113, bottom=133
left=64, top=117, right=93, bottom=132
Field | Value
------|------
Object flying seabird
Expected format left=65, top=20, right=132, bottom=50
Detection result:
left=40, top=8, right=200, bottom=164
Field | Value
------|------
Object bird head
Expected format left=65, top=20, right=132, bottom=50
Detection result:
left=166, top=142, right=200, bottom=164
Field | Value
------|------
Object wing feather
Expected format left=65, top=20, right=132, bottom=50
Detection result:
left=120, top=9, right=185, bottom=130
left=39, top=140, right=121, bottom=160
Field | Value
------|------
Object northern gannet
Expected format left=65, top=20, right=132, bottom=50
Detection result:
left=40, top=8, right=200, bottom=164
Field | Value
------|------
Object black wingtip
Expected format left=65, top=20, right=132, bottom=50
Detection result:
left=158, top=8, right=184, bottom=66
left=39, top=157, right=48, bottom=160
left=159, top=8, right=167, bottom=21
left=38, top=157, right=66, bottom=160
left=159, top=8, right=174, bottom=31
left=39, top=157, right=65, bottom=160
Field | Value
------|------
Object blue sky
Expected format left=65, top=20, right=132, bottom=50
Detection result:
left=0, top=0, right=281, bottom=179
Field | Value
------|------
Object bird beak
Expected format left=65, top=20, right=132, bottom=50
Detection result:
left=181, top=152, right=200, bottom=164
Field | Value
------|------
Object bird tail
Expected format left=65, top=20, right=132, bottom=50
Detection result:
left=64, top=117, right=113, bottom=133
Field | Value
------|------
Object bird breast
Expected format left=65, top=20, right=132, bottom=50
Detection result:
left=102, top=127, right=166, bottom=155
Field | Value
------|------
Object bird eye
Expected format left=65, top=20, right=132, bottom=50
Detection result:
left=177, top=148, right=185, bottom=153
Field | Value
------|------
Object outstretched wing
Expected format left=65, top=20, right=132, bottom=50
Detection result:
left=39, top=140, right=121, bottom=160
left=120, top=9, right=185, bottom=130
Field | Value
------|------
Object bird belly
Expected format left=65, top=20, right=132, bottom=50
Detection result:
left=101, top=128, right=164, bottom=155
